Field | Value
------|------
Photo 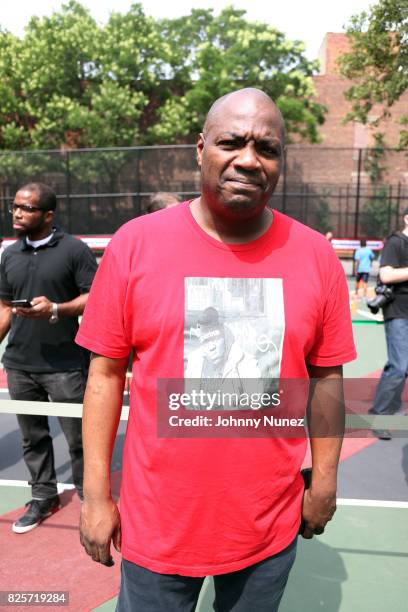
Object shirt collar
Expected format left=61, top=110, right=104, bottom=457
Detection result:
left=20, top=228, right=63, bottom=251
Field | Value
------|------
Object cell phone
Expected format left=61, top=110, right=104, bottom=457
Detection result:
left=11, top=299, right=32, bottom=308
left=298, top=468, right=312, bottom=536
left=301, top=467, right=312, bottom=489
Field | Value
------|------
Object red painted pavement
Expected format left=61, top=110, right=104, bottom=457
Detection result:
left=0, top=368, right=7, bottom=389
left=302, top=436, right=378, bottom=468
left=0, top=493, right=120, bottom=611
left=0, top=476, right=123, bottom=611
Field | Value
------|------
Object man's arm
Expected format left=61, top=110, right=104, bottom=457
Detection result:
left=79, top=353, right=128, bottom=566
left=379, top=236, right=408, bottom=284
left=379, top=266, right=408, bottom=284
left=13, top=293, right=89, bottom=320
left=0, top=300, right=12, bottom=343
left=353, top=250, right=360, bottom=276
left=301, top=364, right=344, bottom=539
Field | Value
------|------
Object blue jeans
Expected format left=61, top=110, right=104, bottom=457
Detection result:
left=370, top=318, right=408, bottom=415
left=7, top=369, right=86, bottom=499
left=116, top=538, right=297, bottom=612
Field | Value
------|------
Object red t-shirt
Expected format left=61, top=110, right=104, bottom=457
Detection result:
left=76, top=203, right=356, bottom=576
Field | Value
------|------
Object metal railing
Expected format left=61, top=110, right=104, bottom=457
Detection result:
left=0, top=145, right=407, bottom=237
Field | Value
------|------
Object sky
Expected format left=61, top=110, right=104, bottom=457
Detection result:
left=0, top=0, right=377, bottom=60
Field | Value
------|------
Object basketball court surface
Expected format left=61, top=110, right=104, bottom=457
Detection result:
left=0, top=280, right=407, bottom=611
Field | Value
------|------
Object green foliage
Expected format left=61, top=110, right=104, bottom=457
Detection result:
left=147, top=6, right=325, bottom=143
left=399, top=114, right=408, bottom=147
left=338, top=0, right=408, bottom=148
left=361, top=186, right=397, bottom=237
left=0, top=149, right=67, bottom=184
left=0, top=1, right=148, bottom=152
left=361, top=130, right=395, bottom=237
left=364, top=132, right=388, bottom=183
left=311, top=198, right=332, bottom=234
left=0, top=1, right=325, bottom=154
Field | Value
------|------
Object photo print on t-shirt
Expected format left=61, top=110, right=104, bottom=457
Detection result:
left=184, top=278, right=285, bottom=409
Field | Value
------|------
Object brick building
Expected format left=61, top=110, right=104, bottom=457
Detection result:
left=279, top=32, right=408, bottom=237
left=306, top=32, right=408, bottom=185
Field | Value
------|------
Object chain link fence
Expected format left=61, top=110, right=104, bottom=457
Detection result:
left=0, top=146, right=407, bottom=237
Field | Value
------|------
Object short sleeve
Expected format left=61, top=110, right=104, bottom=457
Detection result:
left=380, top=237, right=401, bottom=268
left=76, top=245, right=131, bottom=359
left=72, top=242, right=98, bottom=293
left=307, top=262, right=356, bottom=367
left=0, top=253, right=13, bottom=301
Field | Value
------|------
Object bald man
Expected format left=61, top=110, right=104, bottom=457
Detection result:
left=77, top=88, right=355, bottom=611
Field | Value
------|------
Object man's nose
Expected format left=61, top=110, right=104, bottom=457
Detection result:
left=234, top=144, right=261, bottom=171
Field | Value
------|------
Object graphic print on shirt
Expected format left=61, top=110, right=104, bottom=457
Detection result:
left=184, top=278, right=285, bottom=408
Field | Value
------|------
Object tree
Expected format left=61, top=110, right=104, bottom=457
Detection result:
left=338, top=0, right=408, bottom=148
left=0, top=1, right=149, bottom=151
left=0, top=2, right=325, bottom=152
left=361, top=133, right=397, bottom=236
left=361, top=186, right=395, bottom=236
left=147, top=7, right=325, bottom=143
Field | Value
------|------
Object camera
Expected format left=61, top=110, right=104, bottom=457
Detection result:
left=366, top=283, right=394, bottom=314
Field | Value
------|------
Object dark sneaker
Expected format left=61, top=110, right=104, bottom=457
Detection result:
left=373, top=429, right=392, bottom=440
left=12, top=496, right=61, bottom=534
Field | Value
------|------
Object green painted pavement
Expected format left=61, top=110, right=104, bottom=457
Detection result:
left=0, top=485, right=31, bottom=514
left=344, top=325, right=386, bottom=378
left=92, top=506, right=408, bottom=612
left=91, top=599, right=117, bottom=611
left=352, top=319, right=382, bottom=325
left=281, top=505, right=408, bottom=612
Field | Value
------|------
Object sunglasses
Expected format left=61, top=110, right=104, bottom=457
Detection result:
left=8, top=203, right=48, bottom=214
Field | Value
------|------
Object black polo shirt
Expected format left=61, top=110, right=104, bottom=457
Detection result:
left=0, top=229, right=97, bottom=372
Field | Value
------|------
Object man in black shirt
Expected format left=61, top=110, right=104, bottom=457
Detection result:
left=370, top=207, right=408, bottom=439
left=0, top=182, right=97, bottom=532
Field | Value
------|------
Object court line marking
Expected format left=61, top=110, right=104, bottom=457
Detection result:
left=0, top=480, right=407, bottom=508
left=0, top=479, right=75, bottom=492
left=337, top=498, right=408, bottom=509
left=356, top=309, right=383, bottom=322
left=0, top=399, right=129, bottom=420
left=348, top=289, right=384, bottom=322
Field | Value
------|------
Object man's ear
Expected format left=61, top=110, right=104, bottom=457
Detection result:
left=44, top=210, right=54, bottom=224
left=196, top=133, right=205, bottom=167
